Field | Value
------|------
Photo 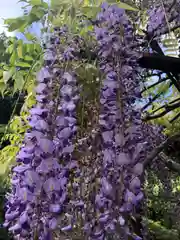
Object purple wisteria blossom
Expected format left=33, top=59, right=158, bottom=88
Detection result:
left=4, top=62, right=59, bottom=239
left=92, top=2, right=147, bottom=239
left=53, top=69, right=82, bottom=232
left=4, top=27, right=80, bottom=239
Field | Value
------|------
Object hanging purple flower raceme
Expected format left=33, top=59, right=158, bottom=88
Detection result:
left=4, top=61, right=61, bottom=239
left=53, top=70, right=82, bottom=231
left=92, top=2, right=147, bottom=239
left=3, top=27, right=81, bottom=239
left=49, top=27, right=84, bottom=233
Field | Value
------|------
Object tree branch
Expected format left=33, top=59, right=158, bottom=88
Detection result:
left=159, top=152, right=180, bottom=174
left=143, top=101, right=180, bottom=121
left=138, top=53, right=180, bottom=74
left=144, top=133, right=180, bottom=168
left=148, top=97, right=180, bottom=115
left=169, top=112, right=180, bottom=123
left=141, top=88, right=171, bottom=112
left=141, top=77, right=168, bottom=94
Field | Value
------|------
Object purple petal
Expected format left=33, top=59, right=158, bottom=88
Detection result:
left=103, top=149, right=115, bottom=164
left=102, top=131, right=113, bottom=143
left=17, top=187, right=35, bottom=202
left=124, top=189, right=135, bottom=203
left=116, top=152, right=131, bottom=165
left=5, top=210, right=19, bottom=221
left=62, top=101, right=76, bottom=112
left=61, top=224, right=72, bottom=231
left=37, top=67, right=51, bottom=82
left=30, top=107, right=48, bottom=116
left=60, top=85, right=73, bottom=96
left=135, top=191, right=144, bottom=202
left=99, top=213, right=109, bottom=223
left=49, top=218, right=57, bottom=230
left=49, top=204, right=61, bottom=213
left=36, top=158, right=60, bottom=174
left=29, top=119, right=49, bottom=131
left=133, top=163, right=144, bottom=175
left=62, top=144, right=74, bottom=154
left=56, top=116, right=67, bottom=127
left=13, top=164, right=31, bottom=173
left=119, top=216, right=125, bottom=226
left=38, top=138, right=54, bottom=154
left=19, top=212, right=28, bottom=225
left=24, top=170, right=40, bottom=187
left=58, top=127, right=71, bottom=139
left=35, top=83, right=46, bottom=93
left=9, top=223, right=21, bottom=232
left=129, top=176, right=141, bottom=190
left=43, top=178, right=61, bottom=193
left=63, top=72, right=76, bottom=83
left=101, top=177, right=113, bottom=196
left=67, top=160, right=78, bottom=169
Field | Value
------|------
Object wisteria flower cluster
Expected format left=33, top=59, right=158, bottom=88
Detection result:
left=91, top=2, right=147, bottom=239
left=4, top=27, right=81, bottom=239
left=3, top=2, right=168, bottom=240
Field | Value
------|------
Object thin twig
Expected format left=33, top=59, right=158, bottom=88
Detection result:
left=149, top=97, right=180, bottom=115
left=141, top=91, right=166, bottom=112
left=143, top=101, right=180, bottom=121
left=168, top=0, right=177, bottom=12
left=159, top=152, right=180, bottom=174
left=144, top=132, right=180, bottom=168
left=169, top=112, right=180, bottom=123
left=141, top=77, right=168, bottom=94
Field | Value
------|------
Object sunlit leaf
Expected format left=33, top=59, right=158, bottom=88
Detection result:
left=4, top=17, right=28, bottom=32
left=112, top=1, right=138, bottom=11
left=13, top=72, right=24, bottom=91
left=25, top=33, right=36, bottom=41
left=24, top=55, right=34, bottom=61
left=30, top=0, right=42, bottom=5
left=6, top=44, right=14, bottom=54
left=10, top=52, right=17, bottom=64
left=3, top=71, right=12, bottom=84
left=82, top=6, right=100, bottom=18
left=15, top=62, right=31, bottom=68
left=0, top=81, right=6, bottom=96
left=17, top=45, right=23, bottom=58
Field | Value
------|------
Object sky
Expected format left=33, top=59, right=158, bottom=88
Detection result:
left=0, top=0, right=24, bottom=36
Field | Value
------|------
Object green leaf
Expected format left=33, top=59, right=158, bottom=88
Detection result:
left=15, top=62, right=31, bottom=68
left=0, top=81, right=6, bottom=96
left=25, top=33, right=36, bottom=41
left=26, top=44, right=35, bottom=53
left=6, top=44, right=14, bottom=54
left=0, top=124, right=6, bottom=133
left=29, top=7, right=47, bottom=20
left=42, top=1, right=49, bottom=8
left=3, top=71, right=12, bottom=84
left=24, top=55, right=33, bottom=61
left=82, top=6, right=100, bottom=18
left=10, top=52, right=16, bottom=64
left=4, top=17, right=28, bottom=32
left=109, top=1, right=139, bottom=11
left=17, top=45, right=23, bottom=58
left=30, top=0, right=42, bottom=5
left=13, top=72, right=24, bottom=91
